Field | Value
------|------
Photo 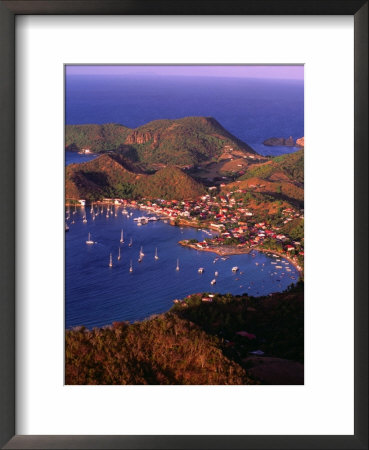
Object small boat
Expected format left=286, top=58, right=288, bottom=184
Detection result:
left=105, top=213, right=109, bottom=218
left=215, top=271, right=219, bottom=277
left=86, top=232, right=94, bottom=244
left=128, top=237, right=133, bottom=247
left=90, top=204, right=93, bottom=213
left=82, top=216, right=87, bottom=223
left=92, top=214, right=95, bottom=221
left=213, top=257, right=219, bottom=263
left=109, top=253, right=113, bottom=268
left=120, top=229, right=124, bottom=244
left=154, top=248, right=159, bottom=260
left=176, top=259, right=180, bottom=271
left=276, top=266, right=282, bottom=269
left=232, top=266, right=239, bottom=272
left=117, top=247, right=121, bottom=261
left=129, top=260, right=133, bottom=272
left=65, top=223, right=69, bottom=232
left=210, top=279, right=216, bottom=285
left=73, top=205, right=77, bottom=215
left=137, top=222, right=142, bottom=226
left=140, top=247, right=144, bottom=257
left=198, top=267, right=204, bottom=274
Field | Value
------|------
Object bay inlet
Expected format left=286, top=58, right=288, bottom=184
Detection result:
left=66, top=206, right=299, bottom=329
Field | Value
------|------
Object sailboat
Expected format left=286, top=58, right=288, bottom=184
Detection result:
left=176, top=259, right=180, bottom=271
left=140, top=246, right=144, bottom=257
left=128, top=237, right=133, bottom=247
left=109, top=253, right=113, bottom=267
left=129, top=260, right=133, bottom=272
left=90, top=203, right=93, bottom=213
left=82, top=216, right=87, bottom=223
left=73, top=205, right=76, bottom=215
left=215, top=271, right=219, bottom=277
left=211, top=279, right=216, bottom=285
left=86, top=232, right=94, bottom=244
left=120, top=229, right=124, bottom=244
left=154, top=248, right=159, bottom=260
left=117, top=247, right=121, bottom=261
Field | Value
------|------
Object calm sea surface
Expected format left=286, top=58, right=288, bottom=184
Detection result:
left=65, top=75, right=303, bottom=328
left=66, top=75, right=304, bottom=157
left=66, top=207, right=299, bottom=328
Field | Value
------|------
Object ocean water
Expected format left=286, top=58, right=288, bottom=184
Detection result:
left=66, top=74, right=304, bottom=156
left=66, top=207, right=299, bottom=328
left=65, top=152, right=97, bottom=166
left=65, top=74, right=303, bottom=327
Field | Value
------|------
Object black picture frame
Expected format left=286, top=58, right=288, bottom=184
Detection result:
left=0, top=1, right=367, bottom=449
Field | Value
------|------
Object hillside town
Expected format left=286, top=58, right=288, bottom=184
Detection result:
left=75, top=184, right=304, bottom=274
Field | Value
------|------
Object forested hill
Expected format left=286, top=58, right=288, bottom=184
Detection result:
left=65, top=116, right=257, bottom=167
left=222, top=149, right=304, bottom=208
left=65, top=283, right=304, bottom=385
left=65, top=154, right=206, bottom=201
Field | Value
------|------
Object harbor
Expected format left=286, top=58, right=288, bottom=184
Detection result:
left=65, top=204, right=300, bottom=329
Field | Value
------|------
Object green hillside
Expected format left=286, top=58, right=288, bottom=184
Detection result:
left=66, top=117, right=257, bottom=167
left=65, top=283, right=304, bottom=385
left=66, top=154, right=205, bottom=201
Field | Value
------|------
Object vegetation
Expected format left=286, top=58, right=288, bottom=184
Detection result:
left=65, top=283, right=304, bottom=385
left=65, top=154, right=206, bottom=201
left=66, top=117, right=256, bottom=168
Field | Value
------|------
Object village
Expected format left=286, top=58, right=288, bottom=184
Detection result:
left=74, top=183, right=304, bottom=274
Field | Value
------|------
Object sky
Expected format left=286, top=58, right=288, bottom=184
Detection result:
left=66, top=65, right=304, bottom=80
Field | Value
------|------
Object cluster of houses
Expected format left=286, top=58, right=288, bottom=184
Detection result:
left=77, top=186, right=304, bottom=265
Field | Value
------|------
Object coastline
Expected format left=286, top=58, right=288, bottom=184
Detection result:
left=66, top=201, right=303, bottom=276
left=179, top=240, right=303, bottom=277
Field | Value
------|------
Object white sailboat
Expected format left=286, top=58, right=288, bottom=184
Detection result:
left=82, top=216, right=87, bottom=223
left=129, top=260, right=133, bottom=272
left=117, top=247, right=121, bottom=261
left=198, top=267, right=204, bottom=274
left=109, top=253, right=113, bottom=267
left=211, top=279, right=216, bottom=285
left=86, top=232, right=94, bottom=244
left=154, top=248, right=159, bottom=260
left=128, top=237, right=133, bottom=247
left=176, top=259, right=180, bottom=271
left=140, top=246, right=144, bottom=257
left=120, top=229, right=124, bottom=244
left=90, top=203, right=93, bottom=213
left=215, top=271, right=219, bottom=277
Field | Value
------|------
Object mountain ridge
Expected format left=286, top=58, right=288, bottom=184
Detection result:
left=66, top=154, right=206, bottom=201
left=66, top=116, right=257, bottom=169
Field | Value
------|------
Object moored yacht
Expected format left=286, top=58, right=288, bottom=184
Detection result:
left=86, top=232, right=94, bottom=244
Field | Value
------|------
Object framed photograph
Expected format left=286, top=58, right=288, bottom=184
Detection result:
left=0, top=1, right=367, bottom=449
